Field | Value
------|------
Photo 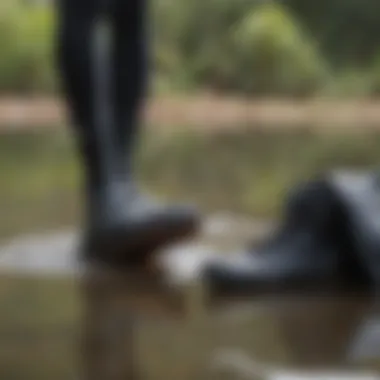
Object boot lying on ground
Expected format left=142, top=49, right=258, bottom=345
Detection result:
left=204, top=170, right=376, bottom=297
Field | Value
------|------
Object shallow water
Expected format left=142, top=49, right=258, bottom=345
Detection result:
left=0, top=216, right=379, bottom=380
left=2, top=128, right=380, bottom=378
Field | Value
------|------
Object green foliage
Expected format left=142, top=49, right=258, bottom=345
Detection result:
left=153, top=1, right=328, bottom=96
left=1, top=0, right=380, bottom=97
left=369, top=54, right=380, bottom=96
left=227, top=3, right=328, bottom=96
left=0, top=2, right=56, bottom=94
left=284, top=0, right=380, bottom=68
left=153, top=0, right=258, bottom=91
left=321, top=69, right=376, bottom=99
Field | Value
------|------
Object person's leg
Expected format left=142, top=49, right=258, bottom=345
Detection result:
left=111, top=0, right=147, bottom=180
left=56, top=0, right=200, bottom=266
left=56, top=0, right=110, bottom=228
left=74, top=0, right=200, bottom=266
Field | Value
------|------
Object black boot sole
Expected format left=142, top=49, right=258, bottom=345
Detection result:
left=82, top=215, right=200, bottom=271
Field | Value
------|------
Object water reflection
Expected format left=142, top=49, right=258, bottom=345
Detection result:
left=256, top=295, right=374, bottom=367
left=0, top=220, right=379, bottom=379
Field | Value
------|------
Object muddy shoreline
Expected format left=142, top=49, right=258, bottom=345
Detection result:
left=1, top=95, right=380, bottom=133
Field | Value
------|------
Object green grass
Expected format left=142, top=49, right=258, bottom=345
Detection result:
left=1, top=125, right=380, bottom=240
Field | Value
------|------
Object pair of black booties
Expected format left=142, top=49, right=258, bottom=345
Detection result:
left=85, top=169, right=380, bottom=297
left=56, top=0, right=378, bottom=297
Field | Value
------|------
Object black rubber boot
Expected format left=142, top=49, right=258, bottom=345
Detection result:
left=82, top=180, right=200, bottom=267
left=57, top=0, right=200, bottom=268
left=203, top=177, right=369, bottom=297
left=86, top=0, right=200, bottom=266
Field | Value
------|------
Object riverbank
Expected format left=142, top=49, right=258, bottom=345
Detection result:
left=1, top=95, right=380, bottom=133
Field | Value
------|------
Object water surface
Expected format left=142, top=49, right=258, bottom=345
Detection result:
left=1, top=128, right=380, bottom=379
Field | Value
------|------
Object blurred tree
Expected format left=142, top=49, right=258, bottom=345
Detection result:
left=227, top=2, right=328, bottom=96
left=153, top=0, right=328, bottom=96
left=0, top=1, right=55, bottom=94
left=284, top=0, right=380, bottom=67
left=1, top=0, right=380, bottom=97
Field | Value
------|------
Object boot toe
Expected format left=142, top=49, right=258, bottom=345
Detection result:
left=202, top=251, right=270, bottom=295
left=134, top=202, right=201, bottom=233
left=202, top=245, right=341, bottom=297
left=160, top=203, right=200, bottom=227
